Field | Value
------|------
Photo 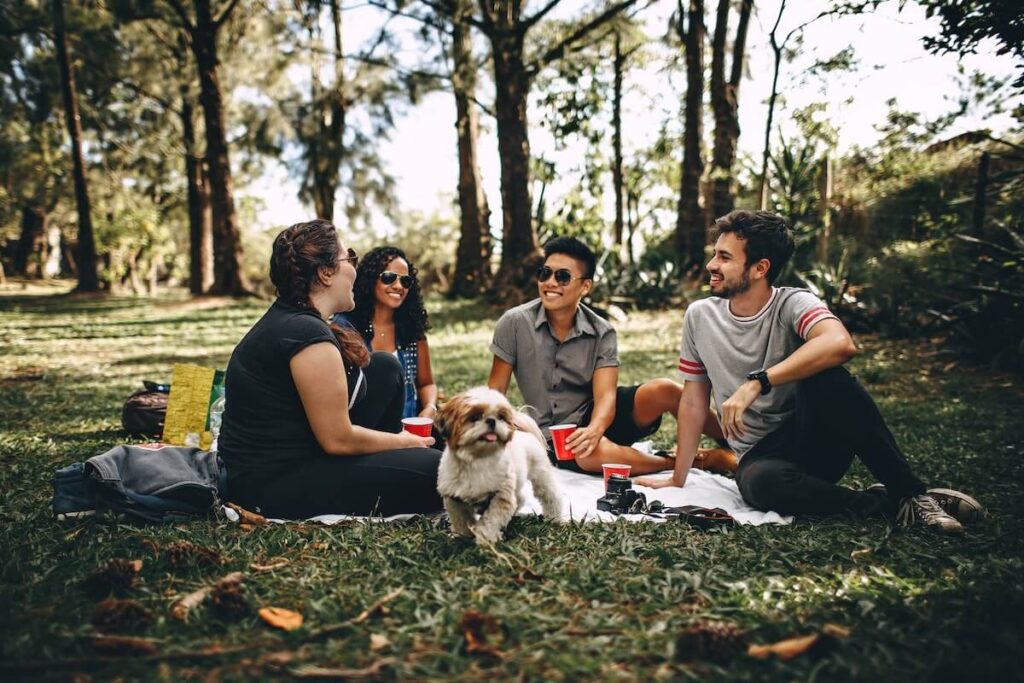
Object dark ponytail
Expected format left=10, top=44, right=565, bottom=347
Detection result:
left=271, top=220, right=369, bottom=368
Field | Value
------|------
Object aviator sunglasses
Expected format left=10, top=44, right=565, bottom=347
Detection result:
left=379, top=271, right=415, bottom=289
left=536, top=265, right=588, bottom=286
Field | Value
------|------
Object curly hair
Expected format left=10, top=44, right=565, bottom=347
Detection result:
left=347, top=246, right=431, bottom=344
left=270, top=219, right=369, bottom=368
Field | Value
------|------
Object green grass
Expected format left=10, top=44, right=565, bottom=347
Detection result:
left=1, top=284, right=1023, bottom=681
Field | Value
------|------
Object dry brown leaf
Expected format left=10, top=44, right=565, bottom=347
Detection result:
left=850, top=548, right=873, bottom=561
left=369, top=633, right=391, bottom=652
left=90, top=634, right=160, bottom=656
left=459, top=610, right=505, bottom=658
left=822, top=623, right=851, bottom=638
left=291, top=658, right=398, bottom=679
left=250, top=558, right=290, bottom=572
left=227, top=503, right=267, bottom=526
left=513, top=568, right=544, bottom=584
left=259, top=606, right=304, bottom=631
left=748, top=633, right=820, bottom=660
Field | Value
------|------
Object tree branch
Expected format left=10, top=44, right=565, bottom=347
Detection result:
left=213, top=0, right=243, bottom=28
left=529, top=0, right=641, bottom=76
left=164, top=0, right=194, bottom=33
left=366, top=0, right=450, bottom=33
left=520, top=0, right=562, bottom=32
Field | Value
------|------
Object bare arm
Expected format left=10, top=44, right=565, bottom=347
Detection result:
left=720, top=317, right=856, bottom=441
left=415, top=337, right=438, bottom=418
left=487, top=356, right=514, bottom=394
left=566, top=365, right=617, bottom=459
left=291, top=342, right=433, bottom=455
left=636, top=379, right=711, bottom=489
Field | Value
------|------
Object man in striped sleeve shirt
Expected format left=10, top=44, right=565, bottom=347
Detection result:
left=638, top=210, right=978, bottom=533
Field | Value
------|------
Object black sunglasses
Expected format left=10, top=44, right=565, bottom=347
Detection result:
left=537, top=266, right=588, bottom=286
left=379, top=271, right=414, bottom=289
left=336, top=247, right=359, bottom=268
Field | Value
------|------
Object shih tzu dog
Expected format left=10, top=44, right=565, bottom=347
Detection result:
left=435, top=387, right=564, bottom=546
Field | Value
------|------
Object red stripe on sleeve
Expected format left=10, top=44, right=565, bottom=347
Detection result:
left=797, top=308, right=834, bottom=338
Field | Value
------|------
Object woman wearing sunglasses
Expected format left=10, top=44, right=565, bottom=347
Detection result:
left=218, top=221, right=442, bottom=519
left=340, top=246, right=439, bottom=422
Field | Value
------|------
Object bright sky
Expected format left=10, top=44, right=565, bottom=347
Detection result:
left=241, top=0, right=1022, bottom=238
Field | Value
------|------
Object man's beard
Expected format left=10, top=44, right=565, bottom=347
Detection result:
left=710, top=270, right=751, bottom=299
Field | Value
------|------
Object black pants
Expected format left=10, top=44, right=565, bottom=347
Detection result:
left=736, top=367, right=926, bottom=516
left=254, top=352, right=443, bottom=519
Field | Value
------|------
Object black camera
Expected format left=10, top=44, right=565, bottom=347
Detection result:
left=597, top=474, right=647, bottom=514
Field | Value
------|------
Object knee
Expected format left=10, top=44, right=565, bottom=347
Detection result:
left=638, top=378, right=682, bottom=408
left=737, top=461, right=795, bottom=510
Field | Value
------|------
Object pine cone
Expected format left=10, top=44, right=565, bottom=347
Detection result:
left=165, top=540, right=223, bottom=568
left=674, top=620, right=747, bottom=663
left=91, top=598, right=153, bottom=633
left=83, top=559, right=143, bottom=595
left=211, top=576, right=250, bottom=620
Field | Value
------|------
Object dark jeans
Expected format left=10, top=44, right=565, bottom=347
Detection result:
left=736, top=366, right=926, bottom=516
left=250, top=352, right=442, bottom=518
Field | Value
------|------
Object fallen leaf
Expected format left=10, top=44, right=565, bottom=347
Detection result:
left=90, top=635, right=160, bottom=656
left=227, top=503, right=267, bottom=526
left=459, top=610, right=505, bottom=658
left=748, top=634, right=820, bottom=660
left=822, top=623, right=851, bottom=638
left=369, top=633, right=391, bottom=652
left=260, top=606, right=304, bottom=631
left=850, top=548, right=873, bottom=561
left=250, top=558, right=290, bottom=572
left=291, top=658, right=398, bottom=679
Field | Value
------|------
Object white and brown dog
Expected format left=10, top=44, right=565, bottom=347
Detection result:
left=435, top=387, right=564, bottom=546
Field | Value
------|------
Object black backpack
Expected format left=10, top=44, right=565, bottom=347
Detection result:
left=121, top=385, right=169, bottom=437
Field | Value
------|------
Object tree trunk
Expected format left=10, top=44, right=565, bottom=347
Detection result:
left=449, top=0, right=492, bottom=298
left=612, top=30, right=625, bottom=255
left=14, top=206, right=48, bottom=278
left=491, top=30, right=541, bottom=291
left=192, top=0, right=248, bottom=295
left=182, top=90, right=213, bottom=295
left=759, top=0, right=786, bottom=211
left=307, top=0, right=346, bottom=221
left=709, top=0, right=750, bottom=225
left=816, top=154, right=832, bottom=262
left=973, top=151, right=989, bottom=238
left=675, top=0, right=706, bottom=269
left=52, top=0, right=99, bottom=292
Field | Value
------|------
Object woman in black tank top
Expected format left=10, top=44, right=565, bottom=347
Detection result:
left=218, top=219, right=442, bottom=519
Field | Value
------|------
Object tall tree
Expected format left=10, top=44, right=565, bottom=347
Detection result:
left=449, top=0, right=492, bottom=297
left=674, top=0, right=705, bottom=269
left=166, top=0, right=249, bottom=295
left=469, top=0, right=640, bottom=291
left=52, top=0, right=99, bottom=291
left=708, top=0, right=752, bottom=223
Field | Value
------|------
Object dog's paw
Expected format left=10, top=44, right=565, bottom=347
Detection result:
left=473, top=528, right=503, bottom=547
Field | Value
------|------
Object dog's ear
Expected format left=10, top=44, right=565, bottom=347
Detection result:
left=435, top=397, right=460, bottom=440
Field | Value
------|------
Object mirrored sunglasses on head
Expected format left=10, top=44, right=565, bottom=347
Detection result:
left=379, top=271, right=414, bottom=288
left=536, top=266, right=587, bottom=285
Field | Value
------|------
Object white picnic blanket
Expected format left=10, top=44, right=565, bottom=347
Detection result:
left=224, top=467, right=791, bottom=527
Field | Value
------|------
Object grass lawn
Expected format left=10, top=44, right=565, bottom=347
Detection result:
left=1, top=283, right=1023, bottom=681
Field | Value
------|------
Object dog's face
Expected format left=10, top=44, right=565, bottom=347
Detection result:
left=436, top=387, right=518, bottom=461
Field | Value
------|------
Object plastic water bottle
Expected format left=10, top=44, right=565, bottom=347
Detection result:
left=209, top=389, right=226, bottom=452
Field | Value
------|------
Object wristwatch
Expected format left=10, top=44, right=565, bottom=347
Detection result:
left=746, top=368, right=772, bottom=395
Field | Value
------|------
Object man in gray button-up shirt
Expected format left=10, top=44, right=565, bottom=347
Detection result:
left=487, top=236, right=686, bottom=476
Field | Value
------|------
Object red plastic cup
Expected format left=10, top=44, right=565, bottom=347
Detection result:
left=549, top=424, right=577, bottom=461
left=602, top=463, right=632, bottom=488
left=402, top=417, right=433, bottom=437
